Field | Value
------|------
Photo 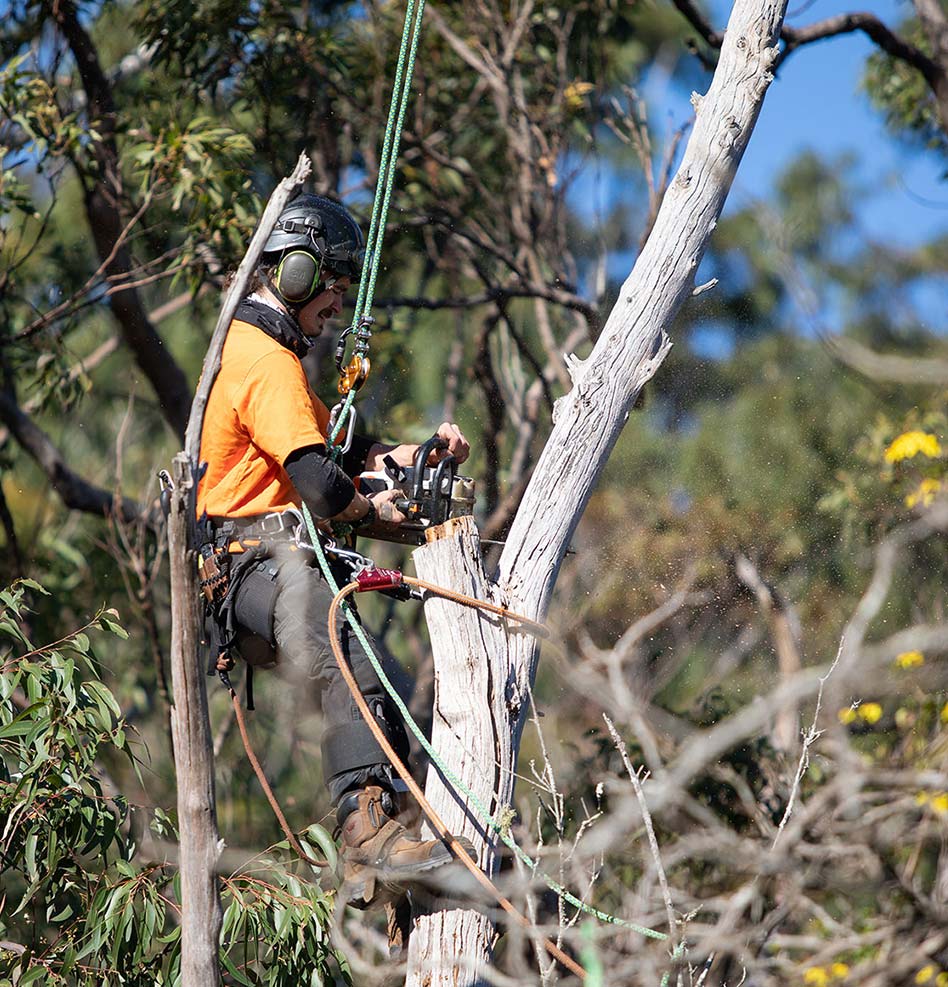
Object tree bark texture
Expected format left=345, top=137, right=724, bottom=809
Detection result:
left=168, top=452, right=223, bottom=987
left=406, top=517, right=510, bottom=986
left=405, top=0, right=789, bottom=982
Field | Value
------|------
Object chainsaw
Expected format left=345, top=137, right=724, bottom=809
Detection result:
left=355, top=436, right=476, bottom=545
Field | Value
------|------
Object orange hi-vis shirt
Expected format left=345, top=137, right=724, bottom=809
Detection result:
left=197, top=319, right=332, bottom=519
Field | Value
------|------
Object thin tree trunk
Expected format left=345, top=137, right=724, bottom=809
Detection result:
left=405, top=0, right=790, bottom=980
left=167, top=154, right=312, bottom=985
left=168, top=452, right=224, bottom=986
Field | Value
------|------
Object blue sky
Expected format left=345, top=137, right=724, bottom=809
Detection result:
left=671, top=0, right=946, bottom=246
left=738, top=0, right=944, bottom=246
left=578, top=0, right=948, bottom=352
left=570, top=0, right=945, bottom=276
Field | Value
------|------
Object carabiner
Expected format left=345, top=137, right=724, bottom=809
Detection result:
left=328, top=401, right=357, bottom=456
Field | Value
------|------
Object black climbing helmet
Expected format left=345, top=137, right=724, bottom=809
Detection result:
left=262, top=194, right=366, bottom=305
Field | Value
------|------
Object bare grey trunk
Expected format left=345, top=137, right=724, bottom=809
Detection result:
left=403, top=0, right=789, bottom=981
left=168, top=156, right=311, bottom=985
left=405, top=517, right=510, bottom=985
left=168, top=452, right=224, bottom=987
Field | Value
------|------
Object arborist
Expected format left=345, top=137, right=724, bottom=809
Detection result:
left=196, top=192, right=472, bottom=909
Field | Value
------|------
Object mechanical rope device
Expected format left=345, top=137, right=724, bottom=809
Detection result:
left=324, top=0, right=476, bottom=543
left=326, top=0, right=427, bottom=456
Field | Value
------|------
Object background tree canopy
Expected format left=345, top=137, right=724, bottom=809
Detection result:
left=0, top=1, right=945, bottom=984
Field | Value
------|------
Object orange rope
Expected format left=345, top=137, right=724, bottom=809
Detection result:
left=403, top=575, right=550, bottom=638
left=329, top=580, right=586, bottom=981
left=230, top=690, right=329, bottom=869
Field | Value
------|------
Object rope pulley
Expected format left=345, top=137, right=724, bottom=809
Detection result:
left=334, top=317, right=375, bottom=395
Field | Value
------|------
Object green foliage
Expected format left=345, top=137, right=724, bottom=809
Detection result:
left=127, top=114, right=260, bottom=287
left=863, top=18, right=948, bottom=162
left=219, top=864, right=350, bottom=987
left=0, top=581, right=347, bottom=985
left=0, top=579, right=179, bottom=985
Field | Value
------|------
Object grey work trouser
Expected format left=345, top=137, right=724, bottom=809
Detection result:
left=233, top=541, right=410, bottom=804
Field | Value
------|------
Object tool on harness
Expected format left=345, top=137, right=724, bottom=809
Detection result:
left=157, top=469, right=173, bottom=519
left=354, top=437, right=476, bottom=545
left=197, top=509, right=308, bottom=708
left=198, top=546, right=229, bottom=603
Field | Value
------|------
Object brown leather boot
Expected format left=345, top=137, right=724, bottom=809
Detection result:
left=337, top=786, right=475, bottom=910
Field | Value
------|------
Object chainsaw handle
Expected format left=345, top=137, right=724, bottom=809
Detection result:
left=412, top=436, right=448, bottom=501
left=430, top=454, right=457, bottom=526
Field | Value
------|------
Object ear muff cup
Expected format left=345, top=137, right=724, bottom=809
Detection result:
left=274, top=250, right=321, bottom=303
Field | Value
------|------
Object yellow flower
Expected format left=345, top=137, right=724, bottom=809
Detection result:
left=564, top=81, right=595, bottom=110
left=895, top=650, right=925, bottom=669
left=838, top=707, right=858, bottom=725
left=859, top=702, right=883, bottom=724
left=830, top=962, right=850, bottom=978
left=885, top=430, right=942, bottom=464
left=917, top=792, right=931, bottom=806
left=805, top=968, right=830, bottom=987
left=905, top=479, right=943, bottom=508
left=941, top=703, right=948, bottom=726
left=931, top=794, right=948, bottom=816
left=935, top=973, right=948, bottom=987
left=916, top=966, right=936, bottom=985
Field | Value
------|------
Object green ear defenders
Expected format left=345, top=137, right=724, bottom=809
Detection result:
left=274, top=250, right=322, bottom=305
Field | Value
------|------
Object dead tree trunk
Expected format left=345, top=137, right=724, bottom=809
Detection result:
left=406, top=517, right=509, bottom=981
left=404, top=0, right=790, bottom=981
left=167, top=453, right=224, bottom=987
left=167, top=155, right=311, bottom=986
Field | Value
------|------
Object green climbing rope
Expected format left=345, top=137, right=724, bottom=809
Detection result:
left=329, top=0, right=427, bottom=453
left=310, top=0, right=676, bottom=968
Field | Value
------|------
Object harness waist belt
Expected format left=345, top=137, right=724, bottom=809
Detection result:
left=210, top=508, right=305, bottom=544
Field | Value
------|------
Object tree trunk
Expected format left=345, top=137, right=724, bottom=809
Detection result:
left=167, top=155, right=311, bottom=985
left=406, top=517, right=509, bottom=985
left=168, top=452, right=224, bottom=987
left=404, top=0, right=789, bottom=981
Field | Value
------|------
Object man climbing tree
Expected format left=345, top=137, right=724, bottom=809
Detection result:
left=196, top=191, right=472, bottom=910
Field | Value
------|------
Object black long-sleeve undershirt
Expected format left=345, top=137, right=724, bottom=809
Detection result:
left=284, top=434, right=378, bottom=519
